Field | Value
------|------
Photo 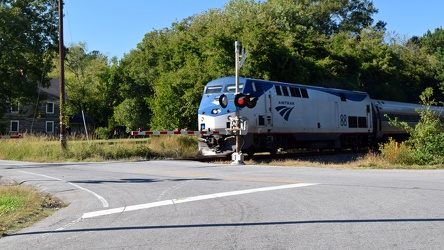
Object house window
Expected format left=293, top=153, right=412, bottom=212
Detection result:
left=10, top=102, right=19, bottom=113
left=46, top=102, right=54, bottom=114
left=10, top=120, right=19, bottom=133
left=46, top=121, right=54, bottom=133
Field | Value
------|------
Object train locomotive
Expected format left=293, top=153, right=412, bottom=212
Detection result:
left=198, top=76, right=433, bottom=156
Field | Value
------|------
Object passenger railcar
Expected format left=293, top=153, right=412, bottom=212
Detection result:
left=197, top=76, right=431, bottom=156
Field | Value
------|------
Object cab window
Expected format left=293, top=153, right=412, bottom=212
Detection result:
left=205, top=85, right=222, bottom=94
left=225, top=84, right=243, bottom=93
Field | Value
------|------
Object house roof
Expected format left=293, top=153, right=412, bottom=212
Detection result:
left=39, top=78, right=61, bottom=99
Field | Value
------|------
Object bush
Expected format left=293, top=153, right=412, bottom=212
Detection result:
left=380, top=88, right=444, bottom=165
left=95, top=127, right=110, bottom=139
left=379, top=138, right=417, bottom=165
left=414, top=132, right=444, bottom=164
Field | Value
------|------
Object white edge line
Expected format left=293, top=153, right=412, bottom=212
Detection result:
left=82, top=183, right=318, bottom=219
left=18, top=170, right=109, bottom=208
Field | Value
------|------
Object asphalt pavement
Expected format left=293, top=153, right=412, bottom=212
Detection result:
left=1, top=160, right=443, bottom=249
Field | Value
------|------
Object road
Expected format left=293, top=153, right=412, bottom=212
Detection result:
left=1, top=160, right=444, bottom=249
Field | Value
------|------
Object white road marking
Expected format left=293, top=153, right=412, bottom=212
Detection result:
left=82, top=183, right=318, bottom=219
left=55, top=217, right=82, bottom=231
left=18, top=170, right=109, bottom=208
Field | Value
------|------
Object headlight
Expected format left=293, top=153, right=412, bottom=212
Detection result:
left=211, top=108, right=221, bottom=114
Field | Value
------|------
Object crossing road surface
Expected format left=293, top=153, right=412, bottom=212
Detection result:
left=1, top=160, right=444, bottom=249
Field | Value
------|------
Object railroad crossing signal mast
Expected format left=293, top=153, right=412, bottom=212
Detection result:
left=232, top=41, right=248, bottom=165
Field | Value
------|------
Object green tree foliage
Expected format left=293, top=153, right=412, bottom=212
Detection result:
left=0, top=0, right=58, bottom=118
left=322, top=29, right=438, bottom=102
left=421, top=28, right=444, bottom=93
left=63, top=43, right=108, bottom=121
left=96, top=0, right=444, bottom=134
left=101, top=57, right=126, bottom=128
left=120, top=0, right=384, bottom=130
left=420, top=27, right=444, bottom=54
left=296, top=0, right=380, bottom=36
left=113, top=98, right=149, bottom=133
left=48, top=43, right=127, bottom=130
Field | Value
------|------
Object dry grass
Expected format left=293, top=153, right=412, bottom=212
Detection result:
left=145, top=135, right=201, bottom=158
left=0, top=135, right=200, bottom=162
left=214, top=151, right=444, bottom=170
left=0, top=182, right=67, bottom=237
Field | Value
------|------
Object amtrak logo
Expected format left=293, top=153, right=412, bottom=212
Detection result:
left=275, top=106, right=294, bottom=121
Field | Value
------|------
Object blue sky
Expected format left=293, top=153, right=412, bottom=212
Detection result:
left=63, top=0, right=443, bottom=59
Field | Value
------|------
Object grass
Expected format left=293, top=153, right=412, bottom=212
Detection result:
left=2, top=134, right=444, bottom=168
left=215, top=151, right=444, bottom=170
left=0, top=182, right=66, bottom=237
left=0, top=135, right=200, bottom=162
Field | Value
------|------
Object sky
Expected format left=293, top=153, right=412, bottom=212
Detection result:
left=62, top=0, right=444, bottom=59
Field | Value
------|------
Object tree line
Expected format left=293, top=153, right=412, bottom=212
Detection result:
left=2, top=0, right=444, bottom=135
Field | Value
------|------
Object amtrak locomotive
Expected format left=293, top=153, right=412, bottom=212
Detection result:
left=198, top=76, right=431, bottom=156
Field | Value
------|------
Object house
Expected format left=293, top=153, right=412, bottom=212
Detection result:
left=2, top=78, right=97, bottom=136
left=2, top=78, right=61, bottom=135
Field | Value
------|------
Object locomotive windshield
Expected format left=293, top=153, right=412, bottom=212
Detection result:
left=205, top=85, right=223, bottom=94
left=205, top=84, right=244, bottom=94
left=225, top=84, right=243, bottom=93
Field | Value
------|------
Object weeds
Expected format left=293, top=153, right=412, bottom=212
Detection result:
left=0, top=182, right=66, bottom=237
left=379, top=138, right=417, bottom=165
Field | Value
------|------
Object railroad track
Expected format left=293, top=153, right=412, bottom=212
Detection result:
left=188, top=149, right=370, bottom=164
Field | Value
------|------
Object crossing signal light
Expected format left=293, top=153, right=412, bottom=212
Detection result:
left=246, top=96, right=258, bottom=108
left=234, top=94, right=246, bottom=108
left=234, top=94, right=257, bottom=109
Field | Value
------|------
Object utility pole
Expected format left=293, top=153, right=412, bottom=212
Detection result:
left=58, top=0, right=66, bottom=149
left=235, top=41, right=240, bottom=153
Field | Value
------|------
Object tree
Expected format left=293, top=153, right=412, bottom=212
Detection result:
left=0, top=0, right=58, bottom=119
left=118, top=0, right=393, bottom=130
left=420, top=28, right=444, bottom=93
left=420, top=27, right=444, bottom=54
left=63, top=43, right=110, bottom=126
left=100, top=56, right=126, bottom=128
left=113, top=98, right=149, bottom=133
left=294, top=0, right=380, bottom=36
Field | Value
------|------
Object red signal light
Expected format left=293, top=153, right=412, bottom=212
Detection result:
left=246, top=96, right=258, bottom=108
left=238, top=97, right=245, bottom=105
left=234, top=94, right=247, bottom=108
